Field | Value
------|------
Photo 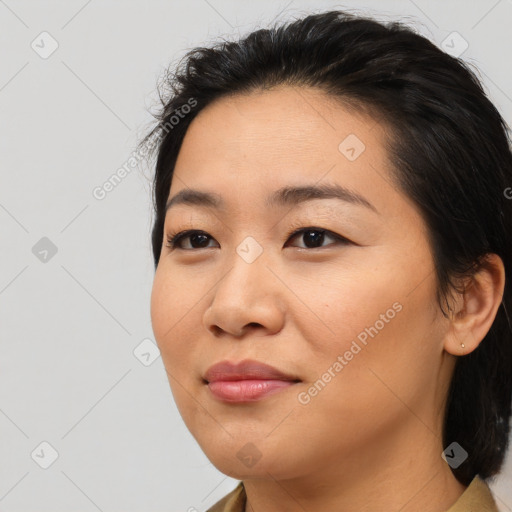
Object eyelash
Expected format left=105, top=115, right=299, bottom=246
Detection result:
left=164, top=225, right=351, bottom=251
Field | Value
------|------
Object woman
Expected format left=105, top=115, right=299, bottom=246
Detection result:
left=140, top=9, right=511, bottom=511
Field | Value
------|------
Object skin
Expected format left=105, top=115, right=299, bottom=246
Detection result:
left=150, top=85, right=505, bottom=511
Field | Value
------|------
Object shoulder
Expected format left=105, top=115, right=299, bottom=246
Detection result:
left=204, top=476, right=500, bottom=511
left=446, top=475, right=499, bottom=512
left=206, top=481, right=246, bottom=512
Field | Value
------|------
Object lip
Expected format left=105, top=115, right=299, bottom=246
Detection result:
left=204, top=359, right=301, bottom=402
left=204, top=359, right=299, bottom=382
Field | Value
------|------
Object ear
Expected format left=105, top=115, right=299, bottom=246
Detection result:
left=443, top=253, right=506, bottom=356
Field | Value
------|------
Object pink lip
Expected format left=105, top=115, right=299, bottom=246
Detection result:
left=204, top=359, right=300, bottom=403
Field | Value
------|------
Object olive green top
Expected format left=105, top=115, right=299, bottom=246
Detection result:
left=207, top=475, right=498, bottom=512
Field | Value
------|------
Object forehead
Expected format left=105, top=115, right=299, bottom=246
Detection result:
left=170, top=85, right=406, bottom=220
left=179, top=85, right=383, bottom=160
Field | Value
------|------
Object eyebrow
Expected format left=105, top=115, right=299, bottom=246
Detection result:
left=165, top=183, right=379, bottom=214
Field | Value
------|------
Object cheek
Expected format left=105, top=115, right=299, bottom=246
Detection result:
left=289, top=258, right=399, bottom=356
left=150, top=267, right=199, bottom=370
left=292, top=251, right=438, bottom=395
left=150, top=269, right=174, bottom=344
left=150, top=269, right=207, bottom=422
left=151, top=263, right=205, bottom=336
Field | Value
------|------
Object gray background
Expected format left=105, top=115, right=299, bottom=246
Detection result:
left=0, top=0, right=511, bottom=510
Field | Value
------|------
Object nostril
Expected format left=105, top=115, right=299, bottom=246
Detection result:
left=210, top=322, right=263, bottom=337
left=211, top=326, right=222, bottom=336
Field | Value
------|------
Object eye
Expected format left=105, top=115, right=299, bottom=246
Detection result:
left=284, top=227, right=350, bottom=249
left=165, top=227, right=350, bottom=251
left=165, top=230, right=218, bottom=250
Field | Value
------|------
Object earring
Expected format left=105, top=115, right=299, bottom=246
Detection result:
left=461, top=343, right=465, bottom=349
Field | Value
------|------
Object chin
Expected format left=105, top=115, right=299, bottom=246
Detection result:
left=201, top=439, right=300, bottom=480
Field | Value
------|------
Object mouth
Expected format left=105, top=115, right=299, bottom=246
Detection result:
left=203, top=359, right=301, bottom=403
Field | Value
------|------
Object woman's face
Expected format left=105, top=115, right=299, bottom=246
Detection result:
left=150, top=85, right=456, bottom=480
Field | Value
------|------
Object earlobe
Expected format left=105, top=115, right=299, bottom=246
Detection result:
left=443, top=253, right=506, bottom=357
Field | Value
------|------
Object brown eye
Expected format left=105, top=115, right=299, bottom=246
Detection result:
left=166, top=230, right=218, bottom=250
left=285, top=227, right=350, bottom=249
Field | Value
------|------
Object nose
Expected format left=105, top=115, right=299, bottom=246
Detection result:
left=202, top=254, right=286, bottom=338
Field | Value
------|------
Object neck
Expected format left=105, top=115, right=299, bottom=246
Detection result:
left=242, top=421, right=467, bottom=512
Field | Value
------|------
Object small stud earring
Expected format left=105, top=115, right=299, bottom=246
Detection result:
left=461, top=343, right=465, bottom=349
